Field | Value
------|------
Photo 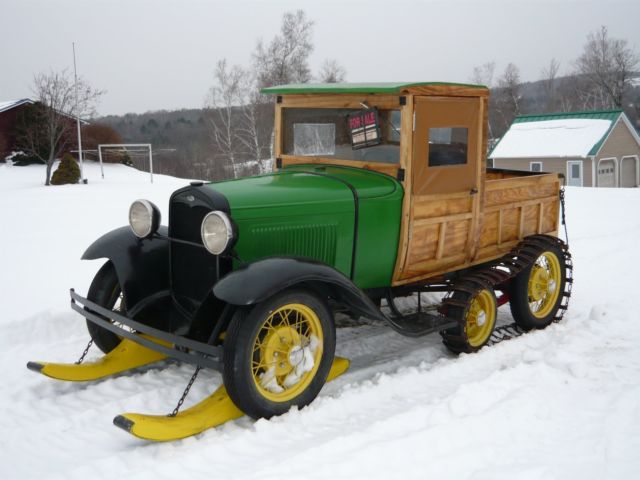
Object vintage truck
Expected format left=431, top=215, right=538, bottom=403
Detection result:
left=28, top=82, right=572, bottom=441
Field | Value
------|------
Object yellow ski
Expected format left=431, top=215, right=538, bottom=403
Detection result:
left=114, top=357, right=350, bottom=441
left=27, top=336, right=170, bottom=382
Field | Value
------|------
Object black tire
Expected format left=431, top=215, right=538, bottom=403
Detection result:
left=223, top=289, right=336, bottom=419
left=509, top=244, right=567, bottom=330
left=85, top=261, right=124, bottom=354
left=442, top=283, right=497, bottom=354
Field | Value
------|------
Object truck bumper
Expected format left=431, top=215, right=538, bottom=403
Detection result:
left=70, top=288, right=224, bottom=370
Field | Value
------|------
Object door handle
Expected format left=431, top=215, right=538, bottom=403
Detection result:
left=470, top=188, right=478, bottom=195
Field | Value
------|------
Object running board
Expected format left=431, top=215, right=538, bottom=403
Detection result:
left=113, top=357, right=351, bottom=441
left=26, top=336, right=170, bottom=382
left=386, top=312, right=458, bottom=338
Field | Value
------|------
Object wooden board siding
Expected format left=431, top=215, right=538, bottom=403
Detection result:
left=401, top=85, right=490, bottom=98
left=394, top=95, right=483, bottom=283
left=393, top=172, right=560, bottom=286
left=476, top=174, right=559, bottom=259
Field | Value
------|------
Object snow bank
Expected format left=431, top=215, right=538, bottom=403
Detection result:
left=490, top=119, right=612, bottom=158
left=1, top=162, right=639, bottom=479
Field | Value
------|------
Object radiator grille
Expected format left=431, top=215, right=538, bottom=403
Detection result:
left=169, top=190, right=219, bottom=312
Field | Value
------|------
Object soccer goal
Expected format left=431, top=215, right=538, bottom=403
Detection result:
left=97, top=144, right=154, bottom=183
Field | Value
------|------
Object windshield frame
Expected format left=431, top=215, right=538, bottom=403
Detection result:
left=274, top=94, right=410, bottom=178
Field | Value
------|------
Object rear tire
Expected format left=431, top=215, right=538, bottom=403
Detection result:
left=443, top=283, right=497, bottom=354
left=509, top=245, right=567, bottom=330
left=85, top=261, right=125, bottom=354
left=223, top=289, right=335, bottom=419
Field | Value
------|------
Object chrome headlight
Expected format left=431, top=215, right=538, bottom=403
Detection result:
left=129, top=199, right=161, bottom=239
left=201, top=210, right=235, bottom=255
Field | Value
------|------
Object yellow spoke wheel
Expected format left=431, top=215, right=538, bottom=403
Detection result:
left=442, top=283, right=497, bottom=353
left=251, top=303, right=324, bottom=402
left=223, top=289, right=335, bottom=419
left=465, top=289, right=497, bottom=347
left=527, top=252, right=562, bottom=319
left=509, top=245, right=566, bottom=330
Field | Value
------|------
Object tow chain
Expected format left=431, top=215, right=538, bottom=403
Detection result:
left=559, top=187, right=569, bottom=245
left=440, top=234, right=573, bottom=352
left=168, top=366, right=202, bottom=417
left=75, top=339, right=94, bottom=365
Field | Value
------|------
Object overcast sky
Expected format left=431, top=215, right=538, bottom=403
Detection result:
left=1, top=0, right=638, bottom=116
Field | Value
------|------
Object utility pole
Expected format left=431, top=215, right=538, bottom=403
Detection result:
left=72, top=42, right=86, bottom=183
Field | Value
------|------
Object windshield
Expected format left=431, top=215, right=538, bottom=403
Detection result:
left=282, top=108, right=401, bottom=164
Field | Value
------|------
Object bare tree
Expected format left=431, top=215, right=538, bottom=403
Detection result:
left=205, top=59, right=245, bottom=177
left=470, top=61, right=496, bottom=87
left=253, top=10, right=314, bottom=89
left=236, top=77, right=272, bottom=172
left=318, top=59, right=346, bottom=83
left=15, top=69, right=104, bottom=185
left=540, top=58, right=561, bottom=111
left=575, top=26, right=639, bottom=108
left=470, top=61, right=497, bottom=138
left=492, top=63, right=522, bottom=135
left=498, top=63, right=522, bottom=115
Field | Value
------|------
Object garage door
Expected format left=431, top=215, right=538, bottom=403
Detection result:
left=597, top=159, right=616, bottom=187
left=620, top=157, right=638, bottom=188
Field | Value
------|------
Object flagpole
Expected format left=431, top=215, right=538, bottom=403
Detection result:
left=72, top=42, right=85, bottom=183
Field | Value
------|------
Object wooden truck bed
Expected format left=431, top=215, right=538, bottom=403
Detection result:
left=479, top=170, right=560, bottom=258
left=395, top=169, right=561, bottom=285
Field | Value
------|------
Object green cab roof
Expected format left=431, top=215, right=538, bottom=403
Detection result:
left=261, top=82, right=486, bottom=95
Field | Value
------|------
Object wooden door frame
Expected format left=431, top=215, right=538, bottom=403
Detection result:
left=392, top=95, right=486, bottom=285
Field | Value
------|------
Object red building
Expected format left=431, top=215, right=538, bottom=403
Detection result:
left=0, top=98, right=86, bottom=162
left=0, top=99, right=35, bottom=160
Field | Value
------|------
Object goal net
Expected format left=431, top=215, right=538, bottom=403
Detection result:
left=97, top=143, right=154, bottom=183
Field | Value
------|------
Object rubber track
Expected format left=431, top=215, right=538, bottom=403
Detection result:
left=440, top=235, right=573, bottom=352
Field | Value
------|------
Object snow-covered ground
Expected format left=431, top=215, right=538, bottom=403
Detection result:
left=1, top=162, right=639, bottom=480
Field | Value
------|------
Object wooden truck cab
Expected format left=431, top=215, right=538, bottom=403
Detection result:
left=269, top=82, right=561, bottom=286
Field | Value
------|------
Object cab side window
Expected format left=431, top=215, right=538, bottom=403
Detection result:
left=428, top=127, right=468, bottom=166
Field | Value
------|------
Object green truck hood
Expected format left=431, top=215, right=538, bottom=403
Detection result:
left=207, top=165, right=403, bottom=289
left=208, top=165, right=400, bottom=219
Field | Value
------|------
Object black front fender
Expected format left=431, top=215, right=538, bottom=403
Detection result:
left=213, top=257, right=385, bottom=322
left=82, top=226, right=170, bottom=311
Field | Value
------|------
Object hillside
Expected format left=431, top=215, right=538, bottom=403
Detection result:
left=1, top=161, right=639, bottom=479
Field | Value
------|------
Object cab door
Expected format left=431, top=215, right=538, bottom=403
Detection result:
left=398, top=96, right=483, bottom=281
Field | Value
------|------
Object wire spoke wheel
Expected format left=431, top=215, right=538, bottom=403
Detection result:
left=509, top=244, right=567, bottom=330
left=527, top=252, right=561, bottom=319
left=223, top=289, right=336, bottom=419
left=251, top=303, right=323, bottom=402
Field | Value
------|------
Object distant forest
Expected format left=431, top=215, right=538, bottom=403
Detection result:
left=99, top=107, right=237, bottom=180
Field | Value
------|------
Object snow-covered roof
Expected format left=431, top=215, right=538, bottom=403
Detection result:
left=0, top=99, right=34, bottom=114
left=489, top=110, right=625, bottom=159
left=0, top=98, right=90, bottom=124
